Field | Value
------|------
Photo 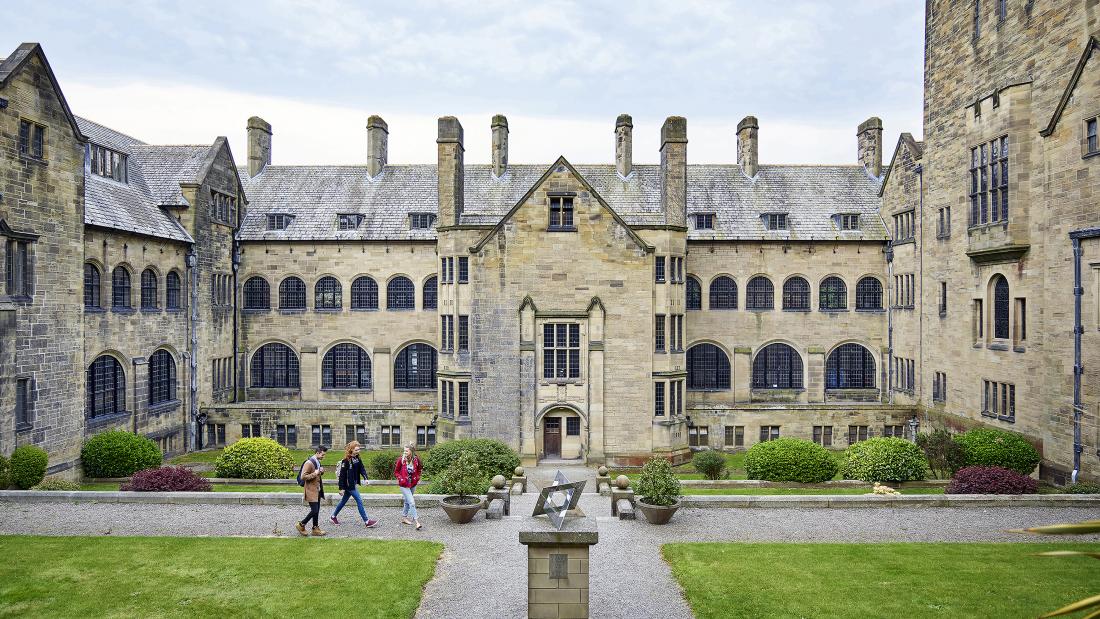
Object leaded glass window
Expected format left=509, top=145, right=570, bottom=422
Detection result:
left=819, top=276, right=847, bottom=311
left=752, top=343, right=803, bottom=389
left=315, top=276, right=342, bottom=310
left=112, top=267, right=131, bottom=308
left=351, top=276, right=378, bottom=310
left=250, top=343, right=300, bottom=388
left=686, top=276, right=701, bottom=310
left=542, top=323, right=581, bottom=379
left=279, top=277, right=306, bottom=310
left=387, top=276, right=415, bottom=310
left=84, top=263, right=101, bottom=308
left=166, top=271, right=181, bottom=309
left=993, top=276, right=1010, bottom=339
left=394, top=343, right=437, bottom=390
left=87, top=355, right=126, bottom=417
left=855, top=277, right=883, bottom=310
left=782, top=277, right=810, bottom=311
left=825, top=343, right=876, bottom=389
left=322, top=343, right=372, bottom=390
left=423, top=276, right=437, bottom=310
left=687, top=343, right=731, bottom=391
left=149, top=349, right=177, bottom=405
left=243, top=276, right=270, bottom=310
left=709, top=276, right=737, bottom=310
left=746, top=276, right=774, bottom=310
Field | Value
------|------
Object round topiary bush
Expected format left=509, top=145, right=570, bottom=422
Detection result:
left=842, top=437, right=928, bottom=483
left=81, top=430, right=163, bottom=478
left=0, top=454, right=9, bottom=489
left=954, top=428, right=1041, bottom=476
left=367, top=450, right=401, bottom=480
left=214, top=438, right=294, bottom=479
left=423, top=439, right=519, bottom=482
left=945, top=465, right=1038, bottom=494
left=10, top=445, right=48, bottom=489
left=33, top=477, right=81, bottom=491
left=691, top=450, right=728, bottom=480
left=121, top=466, right=212, bottom=492
left=635, top=457, right=681, bottom=506
left=744, top=438, right=839, bottom=483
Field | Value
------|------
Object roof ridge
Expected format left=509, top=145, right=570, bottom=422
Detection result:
left=75, top=115, right=147, bottom=145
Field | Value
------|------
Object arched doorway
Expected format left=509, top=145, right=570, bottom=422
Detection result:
left=538, top=406, right=585, bottom=461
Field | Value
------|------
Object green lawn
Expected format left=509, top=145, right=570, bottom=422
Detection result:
left=0, top=536, right=441, bottom=618
left=664, top=542, right=1100, bottom=619
left=78, top=482, right=402, bottom=494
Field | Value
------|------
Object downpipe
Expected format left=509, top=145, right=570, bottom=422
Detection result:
left=1067, top=229, right=1099, bottom=483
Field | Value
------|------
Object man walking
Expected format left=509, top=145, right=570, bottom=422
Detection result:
left=296, top=445, right=328, bottom=537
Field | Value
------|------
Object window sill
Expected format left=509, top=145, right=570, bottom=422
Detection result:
left=988, top=341, right=1010, bottom=351
left=967, top=221, right=1009, bottom=232
left=320, top=388, right=373, bottom=393
left=782, top=308, right=811, bottom=313
left=315, top=308, right=342, bottom=313
left=820, top=308, right=849, bottom=314
left=15, top=422, right=33, bottom=434
left=751, top=388, right=805, bottom=393
left=746, top=308, right=775, bottom=313
left=19, top=154, right=47, bottom=167
left=1083, top=151, right=1100, bottom=160
left=166, top=308, right=185, bottom=314
left=540, top=379, right=584, bottom=386
left=386, top=308, right=415, bottom=312
left=687, top=388, right=731, bottom=393
left=242, top=308, right=271, bottom=314
left=350, top=307, right=379, bottom=312
left=1013, top=345, right=1026, bottom=353
left=708, top=307, right=738, bottom=311
left=84, top=306, right=106, bottom=314
left=394, top=388, right=436, bottom=393
left=278, top=308, right=307, bottom=314
left=547, top=227, right=577, bottom=232
left=140, top=307, right=162, bottom=314
left=148, top=400, right=181, bottom=415
left=86, top=410, right=132, bottom=428
left=939, top=311, right=947, bottom=318
left=111, top=307, right=135, bottom=314
left=890, top=388, right=915, bottom=395
left=890, top=238, right=915, bottom=247
left=655, top=349, right=667, bottom=354
left=855, top=308, right=885, bottom=313
left=2, top=295, right=33, bottom=306
left=936, top=233, right=951, bottom=240
left=998, top=415, right=1016, bottom=423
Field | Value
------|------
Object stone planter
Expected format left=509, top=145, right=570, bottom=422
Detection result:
left=636, top=498, right=681, bottom=525
left=441, top=495, right=483, bottom=524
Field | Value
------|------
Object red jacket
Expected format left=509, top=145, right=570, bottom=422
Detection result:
left=394, top=456, right=422, bottom=488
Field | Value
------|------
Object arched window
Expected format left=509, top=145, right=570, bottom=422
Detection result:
left=993, top=275, right=1009, bottom=339
left=84, top=264, right=101, bottom=308
left=746, top=276, right=774, bottom=310
left=87, top=355, right=126, bottom=417
left=351, top=276, right=378, bottom=310
left=825, top=343, right=876, bottom=389
left=279, top=277, right=306, bottom=310
left=166, top=271, right=181, bottom=310
left=250, top=343, right=300, bottom=388
left=709, top=276, right=737, bottom=310
left=394, top=343, right=437, bottom=390
left=149, top=349, right=177, bottom=404
left=752, top=343, right=803, bottom=389
left=315, top=276, right=342, bottom=310
left=686, top=276, right=702, bottom=310
left=322, top=343, right=372, bottom=390
left=423, top=276, right=437, bottom=310
left=820, top=276, right=847, bottom=311
left=782, top=277, right=810, bottom=311
left=387, top=276, right=415, bottom=310
left=242, top=277, right=269, bottom=310
left=687, top=343, right=731, bottom=391
left=112, top=266, right=131, bottom=308
left=855, top=277, right=883, bottom=310
left=140, top=269, right=158, bottom=308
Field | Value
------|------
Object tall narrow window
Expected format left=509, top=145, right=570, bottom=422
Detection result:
left=166, top=271, right=181, bottom=309
left=686, top=343, right=731, bottom=391
left=993, top=276, right=1010, bottom=339
left=458, top=382, right=469, bottom=418
left=782, top=277, right=810, bottom=311
left=752, top=343, right=803, bottom=389
left=243, top=276, right=270, bottom=310
left=387, top=276, right=415, bottom=310
left=458, top=257, right=469, bottom=283
left=15, top=378, right=31, bottom=427
left=423, top=276, right=437, bottom=310
left=394, top=343, right=437, bottom=390
left=1088, top=118, right=1099, bottom=155
left=686, top=276, right=702, bottom=310
left=351, top=276, right=378, bottom=310
left=548, top=196, right=574, bottom=230
left=655, top=256, right=666, bottom=283
left=458, top=315, right=469, bottom=351
left=709, top=276, right=738, bottom=310
left=315, top=276, right=342, bottom=310
left=18, top=120, right=45, bottom=160
left=322, top=343, right=372, bottom=390
left=998, top=0, right=1007, bottom=22
left=87, top=355, right=126, bottom=417
left=149, top=350, right=177, bottom=405
left=542, top=323, right=581, bottom=380
left=746, top=276, right=774, bottom=310
left=84, top=263, right=101, bottom=308
left=1014, top=297, right=1027, bottom=344
left=973, top=0, right=981, bottom=39
left=654, top=314, right=666, bottom=352
left=5, top=240, right=32, bottom=298
left=654, top=382, right=665, bottom=416
left=112, top=267, right=131, bottom=308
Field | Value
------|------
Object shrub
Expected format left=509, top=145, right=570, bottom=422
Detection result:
left=945, top=465, right=1038, bottom=494
left=842, top=437, right=928, bottom=483
left=432, top=452, right=484, bottom=500
left=121, top=466, right=212, bottom=492
left=423, top=439, right=519, bottom=482
left=81, top=430, right=163, bottom=478
left=33, top=477, right=81, bottom=491
left=367, top=450, right=401, bottom=480
left=916, top=429, right=965, bottom=478
left=691, top=450, right=728, bottom=480
left=214, top=438, right=294, bottom=479
left=10, top=445, right=48, bottom=489
left=0, top=455, right=9, bottom=489
left=635, top=457, right=681, bottom=506
left=954, top=428, right=1041, bottom=476
left=1065, top=482, right=1100, bottom=495
left=744, top=438, right=839, bottom=483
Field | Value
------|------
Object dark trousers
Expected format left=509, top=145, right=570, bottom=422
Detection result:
left=300, top=501, right=320, bottom=528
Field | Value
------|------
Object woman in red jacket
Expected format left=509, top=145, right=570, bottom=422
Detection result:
left=394, top=443, right=423, bottom=530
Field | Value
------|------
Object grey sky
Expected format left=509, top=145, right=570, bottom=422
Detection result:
left=5, top=1, right=925, bottom=166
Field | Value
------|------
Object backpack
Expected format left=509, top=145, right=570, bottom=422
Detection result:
left=296, top=457, right=314, bottom=486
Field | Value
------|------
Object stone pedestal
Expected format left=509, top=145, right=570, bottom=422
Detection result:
left=594, top=475, right=611, bottom=496
left=487, top=486, right=511, bottom=516
left=511, top=475, right=528, bottom=495
left=520, top=529, right=598, bottom=619
left=610, top=488, right=634, bottom=517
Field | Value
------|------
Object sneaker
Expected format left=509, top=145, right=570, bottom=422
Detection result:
left=330, top=515, right=340, bottom=525
left=311, top=526, right=327, bottom=537
left=364, top=519, right=378, bottom=528
left=401, top=518, right=413, bottom=526
left=295, top=522, right=307, bottom=537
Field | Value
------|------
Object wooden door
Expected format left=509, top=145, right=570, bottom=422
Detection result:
left=544, top=417, right=561, bottom=458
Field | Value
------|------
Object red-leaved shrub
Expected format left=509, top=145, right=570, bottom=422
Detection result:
left=120, top=466, right=212, bottom=492
left=945, top=465, right=1038, bottom=495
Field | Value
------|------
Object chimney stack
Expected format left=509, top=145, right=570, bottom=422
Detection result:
left=857, top=117, right=883, bottom=177
left=491, top=114, right=508, bottom=177
left=615, top=114, right=633, bottom=177
left=246, top=116, right=272, bottom=177
left=737, top=116, right=759, bottom=178
left=367, top=115, right=388, bottom=178
left=660, top=116, right=687, bottom=228
left=437, top=116, right=465, bottom=226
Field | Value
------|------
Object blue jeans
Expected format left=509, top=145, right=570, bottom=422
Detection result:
left=400, top=486, right=418, bottom=520
left=332, top=487, right=370, bottom=521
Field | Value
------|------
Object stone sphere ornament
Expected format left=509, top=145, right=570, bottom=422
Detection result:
left=597, top=465, right=609, bottom=476
left=615, top=475, right=630, bottom=489
left=514, top=466, right=524, bottom=476
left=491, top=474, right=506, bottom=489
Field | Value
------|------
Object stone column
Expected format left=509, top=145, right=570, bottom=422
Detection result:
left=806, top=346, right=825, bottom=403
left=374, top=347, right=392, bottom=403
left=733, top=347, right=752, bottom=402
left=299, top=346, right=318, bottom=400
left=520, top=529, right=598, bottom=619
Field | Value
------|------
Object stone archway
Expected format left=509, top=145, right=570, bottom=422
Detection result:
left=536, top=406, right=586, bottom=461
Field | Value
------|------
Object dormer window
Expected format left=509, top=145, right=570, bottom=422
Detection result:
left=839, top=214, right=860, bottom=230
left=694, top=213, right=714, bottom=230
left=267, top=214, right=294, bottom=230
left=90, top=144, right=128, bottom=183
left=763, top=213, right=788, bottom=231
left=548, top=195, right=575, bottom=231
left=410, top=213, right=435, bottom=230
left=337, top=214, right=364, bottom=230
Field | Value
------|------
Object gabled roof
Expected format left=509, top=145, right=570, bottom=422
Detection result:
left=0, top=43, right=85, bottom=141
left=878, top=132, right=923, bottom=197
left=1040, top=36, right=1099, bottom=137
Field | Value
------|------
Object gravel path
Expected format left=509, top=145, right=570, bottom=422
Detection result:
left=0, top=491, right=1095, bottom=618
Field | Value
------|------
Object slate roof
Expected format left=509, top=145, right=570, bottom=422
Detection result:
left=240, top=162, right=885, bottom=242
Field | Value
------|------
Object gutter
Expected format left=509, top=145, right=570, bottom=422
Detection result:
left=187, top=247, right=199, bottom=451
left=915, top=164, right=924, bottom=404
left=1068, top=226, right=1099, bottom=483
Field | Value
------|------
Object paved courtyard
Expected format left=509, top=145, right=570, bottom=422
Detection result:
left=0, top=469, right=1096, bottom=618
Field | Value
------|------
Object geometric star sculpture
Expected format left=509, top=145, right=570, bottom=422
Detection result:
left=531, top=470, right=587, bottom=530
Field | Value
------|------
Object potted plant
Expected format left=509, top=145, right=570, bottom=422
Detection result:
left=634, top=456, right=682, bottom=525
left=437, top=452, right=485, bottom=524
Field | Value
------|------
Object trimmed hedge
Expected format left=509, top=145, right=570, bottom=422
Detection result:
left=10, top=445, right=48, bottom=489
left=954, top=428, right=1041, bottom=476
left=691, top=450, right=728, bottom=480
left=81, top=430, right=163, bottom=478
left=367, top=450, right=401, bottom=480
left=0, top=455, right=9, bottom=489
left=33, top=477, right=81, bottom=491
left=214, top=438, right=295, bottom=479
left=1065, top=482, right=1100, bottom=495
left=121, top=466, right=212, bottom=492
left=945, top=465, right=1038, bottom=494
left=423, top=439, right=519, bottom=482
left=744, top=438, right=839, bottom=484
left=842, top=437, right=928, bottom=483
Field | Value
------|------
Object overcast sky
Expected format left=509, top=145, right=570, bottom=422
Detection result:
left=5, top=1, right=925, bottom=167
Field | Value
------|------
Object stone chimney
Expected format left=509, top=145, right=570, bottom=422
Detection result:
left=491, top=114, right=508, bottom=178
left=615, top=114, right=633, bottom=177
left=437, top=116, right=464, bottom=226
left=367, top=115, right=388, bottom=178
left=660, top=116, right=687, bottom=228
left=247, top=116, right=272, bottom=177
left=737, top=116, right=759, bottom=178
left=857, top=117, right=883, bottom=177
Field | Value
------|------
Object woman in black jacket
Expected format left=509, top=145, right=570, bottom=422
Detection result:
left=330, top=441, right=378, bottom=528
